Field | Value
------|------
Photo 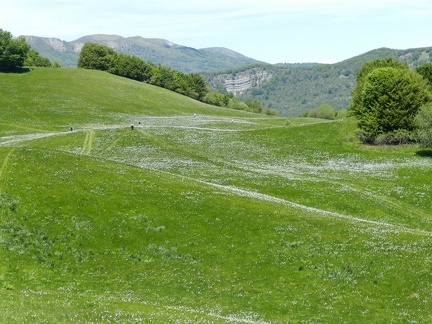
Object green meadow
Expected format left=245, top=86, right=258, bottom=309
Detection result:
left=1, top=68, right=432, bottom=323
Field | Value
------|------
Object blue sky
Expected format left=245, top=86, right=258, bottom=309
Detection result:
left=2, top=0, right=432, bottom=64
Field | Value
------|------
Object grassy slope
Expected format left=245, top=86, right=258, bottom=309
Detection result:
left=1, top=68, right=432, bottom=323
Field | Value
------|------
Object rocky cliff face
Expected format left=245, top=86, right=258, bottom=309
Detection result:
left=224, top=68, right=271, bottom=95
left=24, top=36, right=69, bottom=52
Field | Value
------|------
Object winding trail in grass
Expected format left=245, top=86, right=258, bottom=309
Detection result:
left=80, top=130, right=95, bottom=155
left=0, top=132, right=62, bottom=146
left=1, top=120, right=430, bottom=237
left=0, top=148, right=15, bottom=194
left=0, top=115, right=323, bottom=147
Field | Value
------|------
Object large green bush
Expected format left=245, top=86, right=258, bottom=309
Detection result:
left=415, top=102, right=432, bottom=148
left=353, top=66, right=431, bottom=143
left=306, top=103, right=336, bottom=120
left=349, top=58, right=408, bottom=117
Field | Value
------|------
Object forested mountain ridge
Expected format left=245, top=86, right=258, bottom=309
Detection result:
left=23, top=34, right=261, bottom=72
left=203, top=46, right=432, bottom=116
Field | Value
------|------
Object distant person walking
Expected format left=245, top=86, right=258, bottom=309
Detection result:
left=131, top=124, right=134, bottom=130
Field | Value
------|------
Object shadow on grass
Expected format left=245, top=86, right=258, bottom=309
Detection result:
left=416, top=150, right=432, bottom=158
left=0, top=67, right=32, bottom=74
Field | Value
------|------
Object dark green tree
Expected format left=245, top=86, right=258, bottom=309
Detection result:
left=357, top=67, right=432, bottom=142
left=416, top=63, right=432, bottom=87
left=150, top=66, right=175, bottom=90
left=184, top=73, right=208, bottom=100
left=111, top=54, right=153, bottom=82
left=349, top=58, right=408, bottom=116
left=222, top=93, right=234, bottom=107
left=203, top=91, right=225, bottom=106
left=78, top=43, right=115, bottom=71
left=0, top=29, right=30, bottom=71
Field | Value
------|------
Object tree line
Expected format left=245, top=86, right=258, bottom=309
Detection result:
left=77, top=43, right=277, bottom=115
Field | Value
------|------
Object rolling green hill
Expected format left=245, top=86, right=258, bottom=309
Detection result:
left=1, top=68, right=432, bottom=322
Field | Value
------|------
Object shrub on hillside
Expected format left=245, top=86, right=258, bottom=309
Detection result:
left=354, top=66, right=432, bottom=143
left=306, top=103, right=336, bottom=120
left=335, top=109, right=348, bottom=119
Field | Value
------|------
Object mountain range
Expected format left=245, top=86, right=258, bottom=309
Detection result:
left=22, top=34, right=261, bottom=72
left=23, top=34, right=432, bottom=116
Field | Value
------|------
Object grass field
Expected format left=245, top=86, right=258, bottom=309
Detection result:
left=1, top=68, right=432, bottom=323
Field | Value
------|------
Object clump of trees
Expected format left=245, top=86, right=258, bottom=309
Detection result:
left=349, top=58, right=432, bottom=145
left=1, top=28, right=59, bottom=70
left=0, top=29, right=30, bottom=71
left=77, top=42, right=276, bottom=115
left=24, top=49, right=52, bottom=67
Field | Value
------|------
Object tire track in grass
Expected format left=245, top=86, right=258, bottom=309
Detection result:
left=330, top=178, right=431, bottom=220
left=101, top=129, right=129, bottom=153
left=80, top=130, right=95, bottom=155
left=68, top=122, right=430, bottom=231
left=0, top=148, right=15, bottom=194
left=135, top=127, right=206, bottom=159
left=0, top=92, right=45, bottom=124
left=231, top=161, right=431, bottom=221
left=197, top=180, right=432, bottom=237
left=131, top=125, right=431, bottom=227
left=153, top=164, right=432, bottom=236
